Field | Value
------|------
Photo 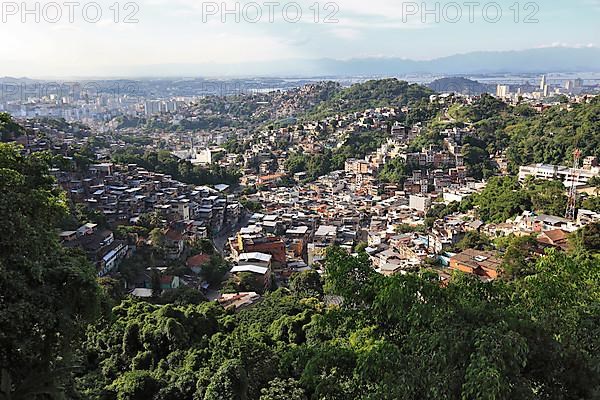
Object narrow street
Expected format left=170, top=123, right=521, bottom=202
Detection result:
left=213, top=211, right=251, bottom=254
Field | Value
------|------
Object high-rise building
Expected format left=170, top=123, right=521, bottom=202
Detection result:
left=496, top=84, right=510, bottom=98
left=540, top=75, right=547, bottom=90
left=165, top=101, right=177, bottom=112
left=144, top=101, right=161, bottom=115
left=565, top=80, right=573, bottom=91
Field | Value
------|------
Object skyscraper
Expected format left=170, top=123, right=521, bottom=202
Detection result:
left=565, top=80, right=574, bottom=91
left=496, top=85, right=510, bottom=98
left=540, top=75, right=547, bottom=90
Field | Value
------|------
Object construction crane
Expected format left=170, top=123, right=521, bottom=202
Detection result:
left=565, top=148, right=582, bottom=221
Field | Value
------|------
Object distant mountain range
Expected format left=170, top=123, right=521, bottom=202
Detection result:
left=111, top=47, right=600, bottom=77
left=3, top=47, right=599, bottom=79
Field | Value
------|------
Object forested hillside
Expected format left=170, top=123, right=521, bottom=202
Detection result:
left=449, top=94, right=600, bottom=170
left=73, top=247, right=600, bottom=400
left=304, top=79, right=435, bottom=120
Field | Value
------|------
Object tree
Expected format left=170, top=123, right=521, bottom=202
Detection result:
left=499, top=235, right=537, bottom=279
left=305, top=78, right=434, bottom=119
left=75, top=247, right=600, bottom=400
left=0, top=113, right=25, bottom=141
left=109, top=370, right=160, bottom=400
left=323, top=247, right=378, bottom=306
left=115, top=225, right=150, bottom=242
left=461, top=143, right=492, bottom=180
left=204, top=359, right=249, bottom=400
left=160, top=286, right=207, bottom=305
left=354, top=241, right=368, bottom=253
left=191, top=239, right=216, bottom=255
left=201, top=255, right=230, bottom=286
left=474, top=177, right=532, bottom=223
left=149, top=228, right=166, bottom=260
left=138, top=212, right=162, bottom=230
left=0, top=143, right=100, bottom=399
left=98, top=276, right=126, bottom=313
left=525, top=179, right=567, bottom=217
left=241, top=198, right=264, bottom=213
left=588, top=176, right=600, bottom=195
left=149, top=228, right=166, bottom=248
left=289, top=270, right=323, bottom=298
left=425, top=201, right=461, bottom=227
left=80, top=205, right=108, bottom=227
left=112, top=148, right=240, bottom=186
left=456, top=231, right=492, bottom=251
left=259, top=378, right=306, bottom=400
left=582, top=195, right=600, bottom=212
left=378, top=157, right=408, bottom=185
left=237, top=272, right=265, bottom=294
left=151, top=269, right=162, bottom=298
left=569, top=222, right=600, bottom=256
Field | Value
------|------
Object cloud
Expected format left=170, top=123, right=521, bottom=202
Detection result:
left=538, top=42, right=597, bottom=49
left=329, top=28, right=361, bottom=40
left=50, top=24, right=81, bottom=32
left=333, top=16, right=433, bottom=30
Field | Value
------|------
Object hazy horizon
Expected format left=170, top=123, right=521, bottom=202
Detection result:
left=2, top=47, right=600, bottom=80
left=1, top=0, right=599, bottom=77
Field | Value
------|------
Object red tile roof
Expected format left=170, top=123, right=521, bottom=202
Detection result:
left=165, top=228, right=183, bottom=241
left=186, top=253, right=211, bottom=268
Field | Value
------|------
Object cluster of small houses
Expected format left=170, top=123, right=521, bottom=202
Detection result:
left=45, top=99, right=600, bottom=311
left=55, top=151, right=600, bottom=312
left=236, top=121, right=479, bottom=197
left=56, top=162, right=240, bottom=274
left=239, top=167, right=599, bottom=287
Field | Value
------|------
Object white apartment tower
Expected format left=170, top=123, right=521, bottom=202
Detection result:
left=496, top=85, right=510, bottom=98
left=540, top=75, right=547, bottom=90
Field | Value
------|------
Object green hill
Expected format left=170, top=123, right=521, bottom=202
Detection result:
left=304, top=78, right=435, bottom=120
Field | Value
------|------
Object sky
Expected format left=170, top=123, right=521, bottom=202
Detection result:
left=1, top=0, right=599, bottom=77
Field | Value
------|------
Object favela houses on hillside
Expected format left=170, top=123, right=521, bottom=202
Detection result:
left=2, top=2, right=600, bottom=399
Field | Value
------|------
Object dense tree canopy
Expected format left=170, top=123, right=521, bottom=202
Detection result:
left=463, top=96, right=600, bottom=171
left=284, top=129, right=390, bottom=182
left=305, top=79, right=435, bottom=120
left=0, top=143, right=101, bottom=399
left=471, top=176, right=568, bottom=223
left=378, top=157, right=409, bottom=185
left=69, top=245, right=600, bottom=399
left=415, top=95, right=600, bottom=175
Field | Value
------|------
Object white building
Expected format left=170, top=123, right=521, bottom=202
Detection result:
left=518, top=163, right=600, bottom=187
left=409, top=195, right=432, bottom=212
left=496, top=85, right=510, bottom=98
